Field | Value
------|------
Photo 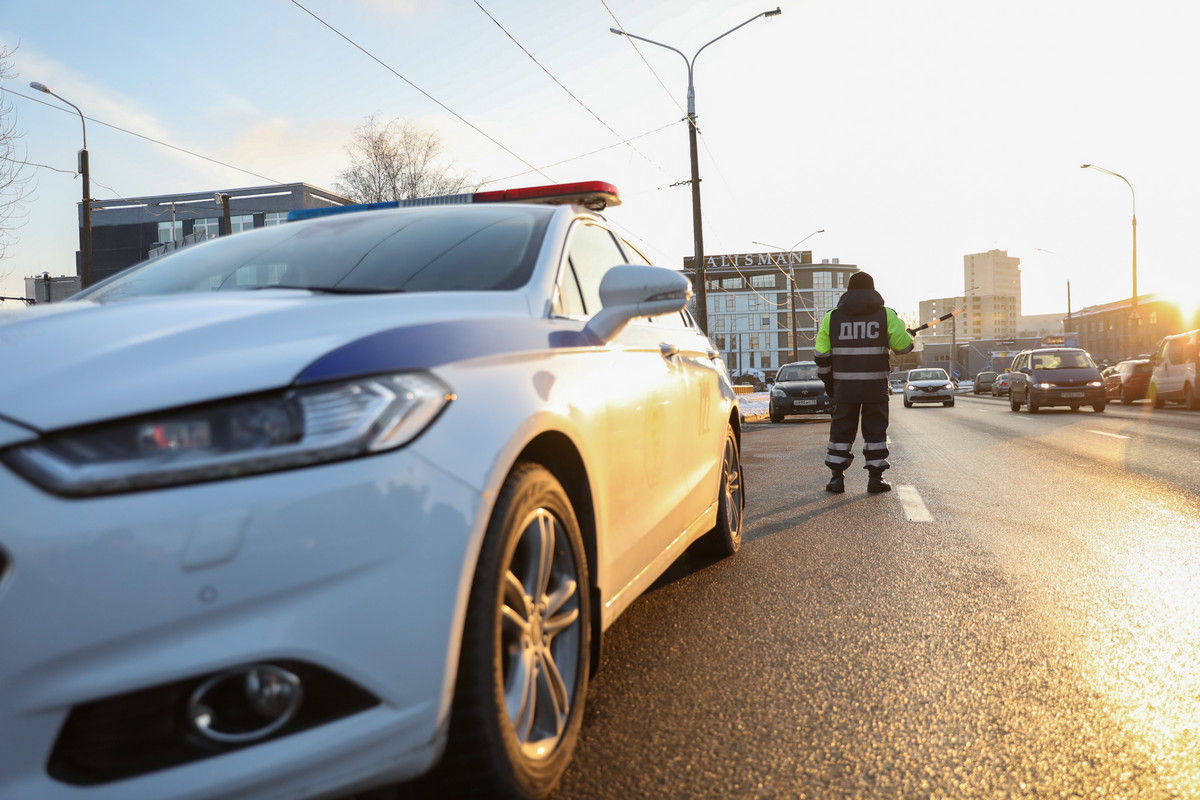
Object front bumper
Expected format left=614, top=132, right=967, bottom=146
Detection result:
left=771, top=397, right=834, bottom=415
left=0, top=448, right=481, bottom=800
left=906, top=390, right=954, bottom=403
left=1029, top=387, right=1107, bottom=407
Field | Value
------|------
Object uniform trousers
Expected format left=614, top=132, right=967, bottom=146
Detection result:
left=825, top=401, right=890, bottom=473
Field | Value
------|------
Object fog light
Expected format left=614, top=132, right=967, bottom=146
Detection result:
left=188, top=664, right=303, bottom=744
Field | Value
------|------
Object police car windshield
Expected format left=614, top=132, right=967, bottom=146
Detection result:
left=74, top=205, right=554, bottom=303
left=777, top=365, right=819, bottom=381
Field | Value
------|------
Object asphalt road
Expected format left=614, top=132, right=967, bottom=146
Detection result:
left=547, top=394, right=1200, bottom=799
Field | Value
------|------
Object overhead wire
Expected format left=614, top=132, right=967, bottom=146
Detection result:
left=598, top=0, right=691, bottom=129
left=472, top=0, right=680, bottom=184
left=0, top=154, right=74, bottom=176
left=7, top=88, right=283, bottom=183
left=289, top=0, right=553, bottom=183
left=480, top=119, right=680, bottom=187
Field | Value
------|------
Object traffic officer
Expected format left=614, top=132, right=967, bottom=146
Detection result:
left=814, top=271, right=914, bottom=494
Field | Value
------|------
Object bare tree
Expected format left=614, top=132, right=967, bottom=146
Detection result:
left=335, top=115, right=482, bottom=203
left=0, top=44, right=33, bottom=269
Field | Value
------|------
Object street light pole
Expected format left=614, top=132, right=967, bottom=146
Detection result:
left=753, top=229, right=824, bottom=362
left=30, top=81, right=93, bottom=288
left=1081, top=164, right=1137, bottom=356
left=611, top=8, right=781, bottom=335
left=1034, top=247, right=1073, bottom=336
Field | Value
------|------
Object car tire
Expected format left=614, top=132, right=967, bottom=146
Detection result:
left=433, top=462, right=590, bottom=800
left=1093, top=402, right=1106, bottom=413
left=943, top=399, right=954, bottom=407
left=692, top=424, right=744, bottom=557
left=903, top=398, right=913, bottom=408
left=1026, top=395, right=1038, bottom=414
left=1009, top=394, right=1020, bottom=412
left=1120, top=388, right=1130, bottom=405
left=1186, top=383, right=1199, bottom=411
left=1151, top=382, right=1165, bottom=409
left=770, top=411, right=784, bottom=423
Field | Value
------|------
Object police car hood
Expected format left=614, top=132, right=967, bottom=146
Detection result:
left=835, top=288, right=885, bottom=316
left=0, top=291, right=532, bottom=432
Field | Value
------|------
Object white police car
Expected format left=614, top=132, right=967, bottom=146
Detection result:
left=0, top=182, right=744, bottom=800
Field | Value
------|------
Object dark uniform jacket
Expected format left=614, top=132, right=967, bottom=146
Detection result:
left=814, top=288, right=913, bottom=404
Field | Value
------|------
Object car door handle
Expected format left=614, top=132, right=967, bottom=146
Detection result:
left=659, top=342, right=680, bottom=359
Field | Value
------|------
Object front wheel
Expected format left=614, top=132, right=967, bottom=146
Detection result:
left=1150, top=382, right=1165, bottom=409
left=1185, top=383, right=1199, bottom=411
left=1010, top=394, right=1020, bottom=412
left=903, top=398, right=913, bottom=408
left=769, top=411, right=784, bottom=423
left=434, top=463, right=590, bottom=800
left=943, top=399, right=954, bottom=407
left=692, top=424, right=744, bottom=557
left=1093, top=402, right=1106, bottom=413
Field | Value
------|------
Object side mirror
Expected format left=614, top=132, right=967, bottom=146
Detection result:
left=1020, top=367, right=1032, bottom=375
left=584, top=265, right=691, bottom=343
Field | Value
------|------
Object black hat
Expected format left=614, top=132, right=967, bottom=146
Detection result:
left=847, top=271, right=874, bottom=291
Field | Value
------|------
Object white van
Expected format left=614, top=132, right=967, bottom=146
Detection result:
left=1149, top=329, right=1200, bottom=409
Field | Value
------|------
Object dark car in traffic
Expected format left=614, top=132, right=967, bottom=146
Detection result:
left=1103, top=359, right=1152, bottom=404
left=770, top=361, right=834, bottom=422
left=1008, top=347, right=1106, bottom=413
left=973, top=371, right=997, bottom=394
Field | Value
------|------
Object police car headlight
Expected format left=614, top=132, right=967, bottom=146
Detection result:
left=3, top=373, right=452, bottom=497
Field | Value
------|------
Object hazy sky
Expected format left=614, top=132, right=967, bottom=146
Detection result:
left=3, top=0, right=1197, bottom=323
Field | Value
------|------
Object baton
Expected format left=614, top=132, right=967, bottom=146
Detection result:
left=907, top=307, right=964, bottom=336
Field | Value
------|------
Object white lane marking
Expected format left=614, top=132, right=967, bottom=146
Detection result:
left=1087, top=429, right=1131, bottom=439
left=896, top=485, right=932, bottom=522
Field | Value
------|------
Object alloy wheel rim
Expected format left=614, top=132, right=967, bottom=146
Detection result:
left=723, top=437, right=743, bottom=540
left=500, top=507, right=581, bottom=760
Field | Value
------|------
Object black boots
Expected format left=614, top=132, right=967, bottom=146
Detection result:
left=828, top=469, right=891, bottom=493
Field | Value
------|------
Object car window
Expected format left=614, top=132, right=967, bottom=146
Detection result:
left=555, top=261, right=587, bottom=317
left=909, top=370, right=946, bottom=381
left=76, top=206, right=555, bottom=302
left=567, top=223, right=628, bottom=315
left=1033, top=351, right=1094, bottom=369
left=778, top=364, right=819, bottom=381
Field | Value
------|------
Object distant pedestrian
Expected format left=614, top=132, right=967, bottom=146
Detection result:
left=814, top=272, right=914, bottom=494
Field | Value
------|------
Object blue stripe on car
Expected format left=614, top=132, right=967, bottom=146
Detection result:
left=296, top=318, right=602, bottom=384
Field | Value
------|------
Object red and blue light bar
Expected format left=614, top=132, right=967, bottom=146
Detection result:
left=288, top=180, right=620, bottom=222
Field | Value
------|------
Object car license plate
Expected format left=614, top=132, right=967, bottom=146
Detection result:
left=1062, top=392, right=1084, bottom=398
left=795, top=399, right=818, bottom=406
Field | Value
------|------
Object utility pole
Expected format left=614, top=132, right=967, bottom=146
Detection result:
left=216, top=193, right=232, bottom=236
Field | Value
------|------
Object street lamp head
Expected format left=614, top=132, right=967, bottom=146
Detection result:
left=1080, top=164, right=1092, bottom=169
left=29, top=81, right=50, bottom=93
left=609, top=27, right=625, bottom=35
left=765, top=7, right=783, bottom=16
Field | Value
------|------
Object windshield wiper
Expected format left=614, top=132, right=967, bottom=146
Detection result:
left=248, top=285, right=402, bottom=295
